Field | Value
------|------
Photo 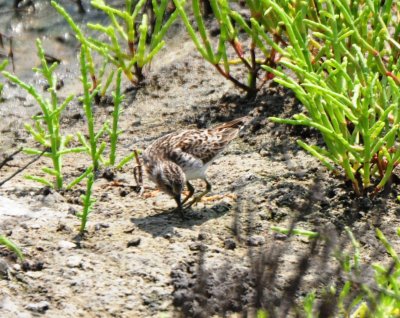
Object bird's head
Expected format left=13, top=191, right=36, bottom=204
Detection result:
left=150, top=161, right=185, bottom=199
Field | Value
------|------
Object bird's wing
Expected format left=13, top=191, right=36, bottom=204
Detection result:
left=170, top=117, right=249, bottom=164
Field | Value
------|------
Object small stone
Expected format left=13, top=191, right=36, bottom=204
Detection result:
left=197, top=233, right=208, bottom=241
left=247, top=236, right=265, bottom=246
left=66, top=255, right=83, bottom=268
left=22, top=261, right=44, bottom=272
left=212, top=203, right=230, bottom=214
left=68, top=207, right=78, bottom=216
left=26, top=301, right=50, bottom=313
left=189, top=242, right=206, bottom=251
left=95, top=223, right=110, bottom=231
left=102, top=168, right=115, bottom=181
left=259, top=148, right=270, bottom=157
left=120, top=189, right=129, bottom=197
left=273, top=233, right=287, bottom=240
left=58, top=240, right=76, bottom=250
left=0, top=259, right=9, bottom=278
left=127, top=238, right=141, bottom=247
left=71, top=112, right=83, bottom=120
left=163, top=233, right=172, bottom=239
left=42, top=191, right=65, bottom=205
left=224, top=238, right=236, bottom=250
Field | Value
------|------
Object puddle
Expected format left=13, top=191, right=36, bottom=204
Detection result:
left=0, top=0, right=122, bottom=154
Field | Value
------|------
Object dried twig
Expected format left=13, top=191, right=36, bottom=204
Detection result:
left=0, top=148, right=46, bottom=187
left=0, top=147, right=23, bottom=170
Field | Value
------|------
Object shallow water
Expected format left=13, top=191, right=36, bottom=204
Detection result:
left=0, top=0, right=121, bottom=77
left=0, top=0, right=120, bottom=153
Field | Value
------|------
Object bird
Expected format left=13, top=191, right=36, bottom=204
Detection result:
left=142, top=116, right=249, bottom=218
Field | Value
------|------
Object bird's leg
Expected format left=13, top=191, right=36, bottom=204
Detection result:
left=184, top=179, right=212, bottom=208
left=133, top=165, right=145, bottom=196
left=133, top=149, right=144, bottom=195
left=173, top=194, right=187, bottom=219
left=181, top=181, right=195, bottom=204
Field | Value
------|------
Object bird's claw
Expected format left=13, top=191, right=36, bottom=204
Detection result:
left=183, top=196, right=202, bottom=209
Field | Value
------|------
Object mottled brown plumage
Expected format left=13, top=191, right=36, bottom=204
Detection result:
left=143, top=116, right=249, bottom=218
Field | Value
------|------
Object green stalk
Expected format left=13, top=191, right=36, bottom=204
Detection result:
left=1, top=39, right=81, bottom=189
left=109, top=69, right=123, bottom=166
left=79, top=172, right=96, bottom=234
left=0, top=235, right=24, bottom=261
left=80, top=47, right=99, bottom=171
left=35, top=40, right=63, bottom=189
left=271, top=226, right=319, bottom=239
left=376, top=229, right=400, bottom=266
left=192, top=0, right=215, bottom=62
left=66, top=166, right=94, bottom=190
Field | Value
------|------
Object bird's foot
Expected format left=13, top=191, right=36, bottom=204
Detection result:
left=183, top=195, right=205, bottom=208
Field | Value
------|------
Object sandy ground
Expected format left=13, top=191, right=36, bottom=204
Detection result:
left=0, top=1, right=400, bottom=317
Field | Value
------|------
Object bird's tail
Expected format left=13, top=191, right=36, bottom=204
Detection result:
left=214, top=116, right=250, bottom=131
left=211, top=116, right=250, bottom=142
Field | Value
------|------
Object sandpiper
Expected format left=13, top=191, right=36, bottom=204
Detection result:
left=142, top=116, right=249, bottom=218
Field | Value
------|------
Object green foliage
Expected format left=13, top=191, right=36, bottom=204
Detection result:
left=271, top=226, right=319, bottom=239
left=334, top=227, right=400, bottom=317
left=0, top=59, right=7, bottom=99
left=89, top=0, right=178, bottom=84
left=1, top=39, right=85, bottom=189
left=0, top=235, right=24, bottom=261
left=259, top=0, right=400, bottom=195
left=78, top=46, right=106, bottom=171
left=78, top=50, right=135, bottom=171
left=271, top=226, right=400, bottom=317
left=78, top=172, right=96, bottom=234
left=52, top=0, right=178, bottom=89
left=107, top=68, right=124, bottom=166
left=174, top=0, right=280, bottom=97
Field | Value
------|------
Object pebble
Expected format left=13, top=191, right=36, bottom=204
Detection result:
left=94, top=223, right=110, bottom=231
left=68, top=207, right=78, bottom=215
left=22, top=261, right=44, bottom=272
left=66, top=255, right=83, bottom=268
left=247, top=236, right=265, bottom=246
left=259, top=148, right=270, bottom=157
left=212, top=204, right=230, bottom=214
left=273, top=233, right=288, bottom=240
left=41, top=191, right=65, bottom=205
left=58, top=240, right=76, bottom=250
left=120, top=189, right=129, bottom=197
left=102, top=168, right=115, bottom=181
left=0, top=259, right=9, bottom=278
left=224, top=238, right=237, bottom=250
left=25, top=301, right=50, bottom=313
left=30, top=223, right=41, bottom=229
left=189, top=242, right=206, bottom=251
left=197, top=233, right=208, bottom=241
left=127, top=238, right=141, bottom=247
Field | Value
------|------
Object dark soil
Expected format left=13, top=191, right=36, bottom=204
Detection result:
left=0, top=1, right=399, bottom=317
